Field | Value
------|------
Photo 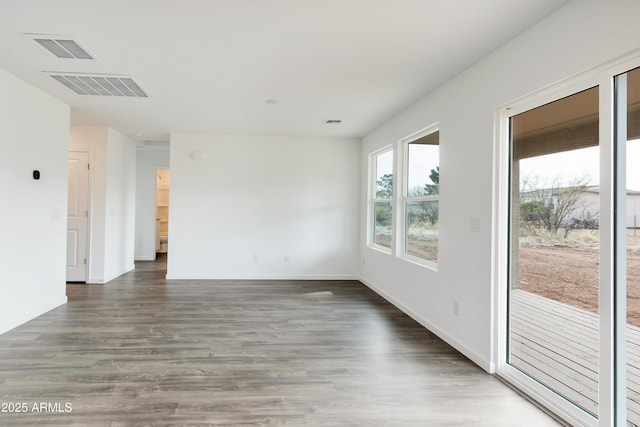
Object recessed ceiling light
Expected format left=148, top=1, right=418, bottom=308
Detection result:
left=266, top=99, right=278, bottom=105
left=323, top=119, right=342, bottom=124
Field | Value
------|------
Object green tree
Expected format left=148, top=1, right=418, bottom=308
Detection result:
left=520, top=200, right=549, bottom=229
left=374, top=203, right=392, bottom=227
left=376, top=173, right=393, bottom=198
left=424, top=166, right=439, bottom=195
left=422, top=166, right=439, bottom=224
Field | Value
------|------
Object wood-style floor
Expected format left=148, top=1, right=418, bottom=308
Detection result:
left=0, top=256, right=560, bottom=426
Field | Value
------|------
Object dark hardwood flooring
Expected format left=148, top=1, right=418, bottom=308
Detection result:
left=0, top=256, right=559, bottom=426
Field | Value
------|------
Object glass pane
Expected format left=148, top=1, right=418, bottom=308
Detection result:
left=407, top=133, right=439, bottom=197
left=375, top=150, right=393, bottom=199
left=406, top=200, right=438, bottom=262
left=509, top=87, right=599, bottom=416
left=374, top=201, right=392, bottom=248
left=626, top=66, right=640, bottom=427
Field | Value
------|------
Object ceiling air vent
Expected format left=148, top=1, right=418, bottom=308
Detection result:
left=144, top=140, right=170, bottom=148
left=26, top=34, right=94, bottom=59
left=47, top=73, right=148, bottom=97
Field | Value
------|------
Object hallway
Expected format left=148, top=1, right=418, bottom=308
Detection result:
left=0, top=258, right=558, bottom=425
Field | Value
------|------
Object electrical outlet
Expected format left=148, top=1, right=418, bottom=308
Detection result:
left=252, top=254, right=258, bottom=263
left=453, top=301, right=460, bottom=316
left=284, top=255, right=290, bottom=263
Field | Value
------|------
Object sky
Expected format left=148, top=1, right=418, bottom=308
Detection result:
left=521, top=139, right=640, bottom=191
left=375, top=145, right=439, bottom=192
left=376, top=139, right=640, bottom=193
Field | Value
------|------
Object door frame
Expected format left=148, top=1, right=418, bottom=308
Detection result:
left=68, top=149, right=93, bottom=283
left=154, top=167, right=170, bottom=256
left=492, top=52, right=640, bottom=426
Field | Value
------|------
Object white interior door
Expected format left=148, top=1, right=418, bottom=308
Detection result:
left=67, top=151, right=90, bottom=282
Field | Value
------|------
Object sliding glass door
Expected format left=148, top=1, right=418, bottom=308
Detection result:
left=623, top=67, right=640, bottom=427
left=508, top=87, right=601, bottom=416
left=500, top=62, right=640, bottom=426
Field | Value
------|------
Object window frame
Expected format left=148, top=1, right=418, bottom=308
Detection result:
left=369, top=145, right=395, bottom=253
left=399, top=125, right=440, bottom=269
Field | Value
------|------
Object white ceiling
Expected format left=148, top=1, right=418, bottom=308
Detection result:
left=0, top=0, right=569, bottom=142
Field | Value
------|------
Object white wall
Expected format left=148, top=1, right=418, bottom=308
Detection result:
left=0, top=69, right=69, bottom=334
left=135, top=148, right=170, bottom=261
left=104, top=128, right=136, bottom=281
left=359, top=0, right=640, bottom=372
left=70, top=126, right=136, bottom=283
left=167, top=133, right=359, bottom=279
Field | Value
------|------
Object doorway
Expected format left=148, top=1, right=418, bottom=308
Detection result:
left=67, top=151, right=90, bottom=282
left=155, top=169, right=170, bottom=256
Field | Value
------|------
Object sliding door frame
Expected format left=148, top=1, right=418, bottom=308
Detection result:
left=493, top=53, right=640, bottom=427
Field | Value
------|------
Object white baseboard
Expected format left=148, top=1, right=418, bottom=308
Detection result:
left=103, top=265, right=136, bottom=284
left=165, top=273, right=360, bottom=281
left=0, top=296, right=67, bottom=336
left=359, top=276, right=493, bottom=373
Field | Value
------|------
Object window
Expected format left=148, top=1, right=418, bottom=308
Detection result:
left=368, top=129, right=440, bottom=265
left=402, top=129, right=439, bottom=265
left=370, top=148, right=393, bottom=250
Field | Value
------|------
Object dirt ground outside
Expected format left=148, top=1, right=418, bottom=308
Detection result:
left=373, top=233, right=438, bottom=262
left=377, top=228, right=640, bottom=327
left=518, top=229, right=640, bottom=327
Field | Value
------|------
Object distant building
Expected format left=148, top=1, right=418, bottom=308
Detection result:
left=520, top=185, right=640, bottom=229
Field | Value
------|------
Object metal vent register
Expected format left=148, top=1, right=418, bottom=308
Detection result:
left=33, top=38, right=93, bottom=59
left=48, top=74, right=148, bottom=97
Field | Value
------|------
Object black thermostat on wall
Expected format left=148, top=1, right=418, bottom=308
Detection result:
left=33, top=170, right=40, bottom=180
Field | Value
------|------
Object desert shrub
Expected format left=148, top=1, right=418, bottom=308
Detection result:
left=568, top=217, right=599, bottom=230
left=521, top=200, right=550, bottom=229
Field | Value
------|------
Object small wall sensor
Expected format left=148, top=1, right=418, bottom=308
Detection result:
left=33, top=170, right=40, bottom=180
left=190, top=151, right=207, bottom=160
